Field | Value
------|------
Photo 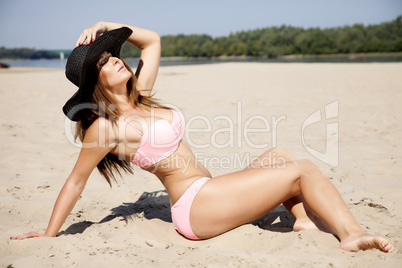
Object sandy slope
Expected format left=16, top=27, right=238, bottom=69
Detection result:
left=1, top=63, right=401, bottom=267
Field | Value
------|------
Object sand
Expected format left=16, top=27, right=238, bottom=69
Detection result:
left=0, top=62, right=401, bottom=267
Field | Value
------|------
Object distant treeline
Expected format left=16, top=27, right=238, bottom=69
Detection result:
left=0, top=47, right=61, bottom=59
left=122, top=16, right=402, bottom=58
left=1, top=16, right=401, bottom=59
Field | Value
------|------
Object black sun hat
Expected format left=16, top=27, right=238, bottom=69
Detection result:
left=63, top=27, right=133, bottom=121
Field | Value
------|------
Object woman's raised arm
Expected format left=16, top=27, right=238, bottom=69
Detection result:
left=76, top=21, right=161, bottom=96
left=11, top=118, right=116, bottom=240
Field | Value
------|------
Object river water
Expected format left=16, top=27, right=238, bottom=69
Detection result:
left=2, top=54, right=402, bottom=69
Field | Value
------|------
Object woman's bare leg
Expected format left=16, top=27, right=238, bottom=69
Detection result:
left=247, top=147, right=332, bottom=233
left=190, top=151, right=396, bottom=252
left=296, top=159, right=395, bottom=252
left=283, top=195, right=333, bottom=233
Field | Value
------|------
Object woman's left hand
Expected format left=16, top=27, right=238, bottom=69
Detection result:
left=10, top=231, right=49, bottom=240
left=76, top=21, right=107, bottom=47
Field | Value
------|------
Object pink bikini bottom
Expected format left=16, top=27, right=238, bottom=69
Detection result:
left=171, top=177, right=211, bottom=240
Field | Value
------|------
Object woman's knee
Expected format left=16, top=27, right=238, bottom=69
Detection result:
left=280, top=161, right=304, bottom=196
left=296, top=159, right=322, bottom=176
left=247, top=147, right=292, bottom=169
left=264, top=147, right=294, bottom=163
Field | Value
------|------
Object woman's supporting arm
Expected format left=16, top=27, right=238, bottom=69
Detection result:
left=12, top=118, right=116, bottom=240
left=44, top=173, right=88, bottom=236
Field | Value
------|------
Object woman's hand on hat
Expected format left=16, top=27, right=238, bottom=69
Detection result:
left=76, top=21, right=107, bottom=47
left=10, top=231, right=49, bottom=240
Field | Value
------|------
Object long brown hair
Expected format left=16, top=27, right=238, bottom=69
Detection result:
left=75, top=59, right=167, bottom=187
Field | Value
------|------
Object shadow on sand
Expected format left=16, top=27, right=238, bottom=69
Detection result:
left=59, top=190, right=295, bottom=236
left=251, top=205, right=295, bottom=233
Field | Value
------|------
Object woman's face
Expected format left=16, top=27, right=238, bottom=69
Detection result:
left=96, top=51, right=132, bottom=92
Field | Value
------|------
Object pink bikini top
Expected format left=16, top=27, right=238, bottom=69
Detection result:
left=121, top=109, right=185, bottom=167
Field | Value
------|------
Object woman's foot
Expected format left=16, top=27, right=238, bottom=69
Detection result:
left=340, top=233, right=397, bottom=253
left=293, top=215, right=333, bottom=234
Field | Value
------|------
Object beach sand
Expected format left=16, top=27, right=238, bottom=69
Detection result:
left=1, top=62, right=401, bottom=267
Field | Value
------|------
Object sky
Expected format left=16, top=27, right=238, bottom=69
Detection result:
left=0, top=0, right=401, bottom=50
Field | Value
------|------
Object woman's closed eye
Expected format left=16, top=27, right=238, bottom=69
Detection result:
left=97, top=52, right=112, bottom=70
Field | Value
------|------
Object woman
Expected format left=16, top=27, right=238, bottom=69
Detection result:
left=11, top=21, right=396, bottom=253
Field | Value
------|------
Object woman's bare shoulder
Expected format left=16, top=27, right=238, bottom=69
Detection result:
left=84, top=117, right=117, bottom=145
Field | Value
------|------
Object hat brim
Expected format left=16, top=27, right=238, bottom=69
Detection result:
left=63, top=27, right=133, bottom=121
